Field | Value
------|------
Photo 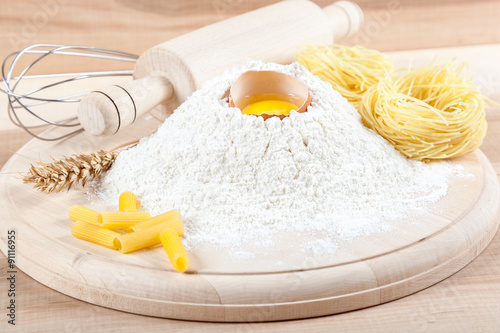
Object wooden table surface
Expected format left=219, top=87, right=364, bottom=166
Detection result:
left=1, top=1, right=500, bottom=331
left=2, top=0, right=500, bottom=73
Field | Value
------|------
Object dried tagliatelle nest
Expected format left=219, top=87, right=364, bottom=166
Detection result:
left=296, top=44, right=394, bottom=109
left=359, top=61, right=488, bottom=161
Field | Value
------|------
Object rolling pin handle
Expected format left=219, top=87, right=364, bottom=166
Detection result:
left=78, top=76, right=173, bottom=136
left=323, top=1, right=364, bottom=40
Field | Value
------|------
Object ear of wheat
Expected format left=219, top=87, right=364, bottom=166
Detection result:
left=23, top=150, right=118, bottom=193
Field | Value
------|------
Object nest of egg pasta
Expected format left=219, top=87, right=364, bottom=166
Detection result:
left=359, top=62, right=487, bottom=161
left=297, top=45, right=489, bottom=161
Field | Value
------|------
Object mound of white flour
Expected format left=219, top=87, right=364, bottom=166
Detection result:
left=98, top=60, right=462, bottom=254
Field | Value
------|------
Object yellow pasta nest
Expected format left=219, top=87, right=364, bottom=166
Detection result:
left=296, top=44, right=394, bottom=109
left=359, top=62, right=487, bottom=161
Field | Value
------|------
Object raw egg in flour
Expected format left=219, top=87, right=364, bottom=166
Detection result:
left=229, top=70, right=311, bottom=120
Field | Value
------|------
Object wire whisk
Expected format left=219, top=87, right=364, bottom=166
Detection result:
left=1, top=44, right=138, bottom=141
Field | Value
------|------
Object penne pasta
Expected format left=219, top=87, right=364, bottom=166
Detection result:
left=71, top=221, right=119, bottom=250
left=127, top=209, right=183, bottom=236
left=160, top=229, right=189, bottom=273
left=98, top=211, right=151, bottom=229
left=69, top=205, right=100, bottom=225
left=119, top=191, right=141, bottom=212
left=115, top=220, right=181, bottom=254
left=69, top=198, right=187, bottom=274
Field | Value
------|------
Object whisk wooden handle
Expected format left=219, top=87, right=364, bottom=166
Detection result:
left=78, top=76, right=173, bottom=136
left=79, top=0, right=363, bottom=136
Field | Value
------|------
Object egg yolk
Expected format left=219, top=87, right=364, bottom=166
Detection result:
left=241, top=100, right=299, bottom=116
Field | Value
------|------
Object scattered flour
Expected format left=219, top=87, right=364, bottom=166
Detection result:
left=98, top=60, right=464, bottom=258
left=232, top=251, right=257, bottom=260
left=303, top=239, right=339, bottom=257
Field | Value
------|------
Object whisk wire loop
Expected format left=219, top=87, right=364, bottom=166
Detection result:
left=1, top=44, right=138, bottom=141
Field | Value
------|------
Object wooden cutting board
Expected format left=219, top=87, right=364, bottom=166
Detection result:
left=0, top=114, right=498, bottom=322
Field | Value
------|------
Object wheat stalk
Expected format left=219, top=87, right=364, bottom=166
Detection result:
left=23, top=150, right=118, bottom=193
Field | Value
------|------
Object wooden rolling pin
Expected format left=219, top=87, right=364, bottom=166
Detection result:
left=78, top=0, right=363, bottom=136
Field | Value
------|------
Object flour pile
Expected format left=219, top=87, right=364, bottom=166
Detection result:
left=98, top=60, right=462, bottom=254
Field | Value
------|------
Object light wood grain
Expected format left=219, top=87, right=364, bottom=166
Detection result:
left=2, top=0, right=500, bottom=77
left=1, top=41, right=500, bottom=332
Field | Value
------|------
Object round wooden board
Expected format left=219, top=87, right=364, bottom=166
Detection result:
left=0, top=120, right=498, bottom=322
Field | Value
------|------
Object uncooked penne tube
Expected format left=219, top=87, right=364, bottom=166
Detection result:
left=115, top=220, right=181, bottom=254
left=98, top=211, right=151, bottom=229
left=71, top=221, right=119, bottom=250
left=127, top=209, right=183, bottom=236
left=119, top=191, right=141, bottom=212
left=160, top=229, right=189, bottom=273
left=69, top=205, right=100, bottom=225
